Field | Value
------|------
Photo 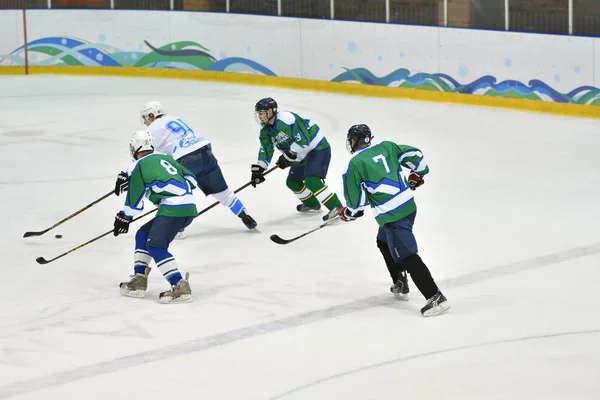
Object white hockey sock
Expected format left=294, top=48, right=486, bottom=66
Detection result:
left=134, top=249, right=151, bottom=274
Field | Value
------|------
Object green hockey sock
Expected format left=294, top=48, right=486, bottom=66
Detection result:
left=303, top=176, right=343, bottom=210
left=286, top=177, right=320, bottom=208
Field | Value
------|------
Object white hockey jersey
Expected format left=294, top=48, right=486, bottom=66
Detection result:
left=147, top=115, right=210, bottom=161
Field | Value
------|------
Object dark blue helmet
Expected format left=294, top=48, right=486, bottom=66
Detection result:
left=255, top=97, right=278, bottom=126
left=255, top=97, right=278, bottom=112
left=347, top=124, right=373, bottom=153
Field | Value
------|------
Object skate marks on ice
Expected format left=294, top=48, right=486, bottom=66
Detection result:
left=268, top=329, right=600, bottom=400
left=1, top=241, right=599, bottom=398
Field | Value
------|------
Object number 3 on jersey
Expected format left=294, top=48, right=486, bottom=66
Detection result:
left=372, top=155, right=390, bottom=173
left=160, top=159, right=178, bottom=175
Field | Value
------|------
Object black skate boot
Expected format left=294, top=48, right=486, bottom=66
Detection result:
left=239, top=210, right=257, bottom=229
left=420, top=290, right=450, bottom=317
left=296, top=203, right=321, bottom=213
left=390, top=270, right=410, bottom=301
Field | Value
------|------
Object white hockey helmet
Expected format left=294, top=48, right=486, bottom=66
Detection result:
left=140, top=101, right=164, bottom=126
left=130, top=130, right=155, bottom=159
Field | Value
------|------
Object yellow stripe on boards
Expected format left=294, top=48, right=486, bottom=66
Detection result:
left=0, top=66, right=26, bottom=75
left=1, top=66, right=598, bottom=118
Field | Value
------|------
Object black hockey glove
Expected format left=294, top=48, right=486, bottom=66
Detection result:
left=340, top=206, right=364, bottom=222
left=113, top=212, right=132, bottom=236
left=114, top=171, right=129, bottom=196
left=250, top=164, right=266, bottom=187
left=276, top=151, right=297, bottom=169
left=407, top=172, right=424, bottom=190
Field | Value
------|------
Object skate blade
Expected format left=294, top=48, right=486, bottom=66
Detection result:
left=119, top=288, right=145, bottom=298
left=393, top=292, right=409, bottom=301
left=158, top=294, right=193, bottom=304
left=422, top=302, right=451, bottom=317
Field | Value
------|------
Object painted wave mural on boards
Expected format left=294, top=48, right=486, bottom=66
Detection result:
left=332, top=67, right=600, bottom=106
left=0, top=36, right=276, bottom=75
left=2, top=36, right=599, bottom=106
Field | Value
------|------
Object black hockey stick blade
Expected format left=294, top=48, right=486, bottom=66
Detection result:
left=24, top=228, right=52, bottom=238
left=270, top=216, right=340, bottom=245
left=24, top=190, right=114, bottom=238
left=35, top=168, right=281, bottom=264
left=35, top=208, right=157, bottom=265
left=269, top=234, right=294, bottom=245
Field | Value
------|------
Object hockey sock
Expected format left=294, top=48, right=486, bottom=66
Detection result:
left=134, top=230, right=152, bottom=274
left=147, top=246, right=182, bottom=286
left=303, top=176, right=342, bottom=210
left=213, top=188, right=246, bottom=216
left=377, top=240, right=401, bottom=284
left=401, top=254, right=438, bottom=299
left=286, top=177, right=320, bottom=208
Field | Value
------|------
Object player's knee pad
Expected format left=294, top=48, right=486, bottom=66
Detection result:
left=303, top=176, right=324, bottom=192
left=135, top=229, right=149, bottom=249
left=212, top=188, right=236, bottom=207
left=286, top=176, right=305, bottom=191
left=146, top=246, right=173, bottom=263
left=399, top=254, right=424, bottom=274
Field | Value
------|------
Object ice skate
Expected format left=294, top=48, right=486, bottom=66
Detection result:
left=390, top=271, right=410, bottom=301
left=296, top=203, right=321, bottom=213
left=119, top=267, right=151, bottom=298
left=175, top=228, right=186, bottom=240
left=239, top=210, right=257, bottom=229
left=420, top=290, right=450, bottom=317
left=159, top=272, right=193, bottom=304
left=322, top=205, right=343, bottom=221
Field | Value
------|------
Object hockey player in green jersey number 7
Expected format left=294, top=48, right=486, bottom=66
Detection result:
left=339, top=124, right=450, bottom=317
left=250, top=98, right=343, bottom=221
left=113, top=130, right=197, bottom=304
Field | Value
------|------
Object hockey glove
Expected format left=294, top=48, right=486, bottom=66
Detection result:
left=407, top=172, right=424, bottom=190
left=114, top=171, right=129, bottom=196
left=113, top=212, right=132, bottom=236
left=276, top=151, right=297, bottom=170
left=340, top=206, right=364, bottom=222
left=250, top=164, right=266, bottom=187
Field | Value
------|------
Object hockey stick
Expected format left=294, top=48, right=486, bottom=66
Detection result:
left=35, top=207, right=156, bottom=265
left=270, top=215, right=341, bottom=245
left=23, top=190, right=114, bottom=238
left=193, top=165, right=278, bottom=217
left=35, top=166, right=279, bottom=264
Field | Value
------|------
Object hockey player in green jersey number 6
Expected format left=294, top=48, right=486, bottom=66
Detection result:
left=340, top=124, right=450, bottom=317
left=114, top=130, right=197, bottom=304
left=250, top=98, right=343, bottom=221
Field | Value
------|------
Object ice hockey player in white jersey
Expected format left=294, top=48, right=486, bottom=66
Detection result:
left=117, top=101, right=257, bottom=235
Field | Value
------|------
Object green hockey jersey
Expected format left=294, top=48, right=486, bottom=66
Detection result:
left=256, top=111, right=329, bottom=169
left=342, top=141, right=429, bottom=226
left=122, top=153, right=198, bottom=218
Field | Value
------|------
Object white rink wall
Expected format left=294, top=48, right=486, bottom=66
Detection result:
left=1, top=9, right=600, bottom=105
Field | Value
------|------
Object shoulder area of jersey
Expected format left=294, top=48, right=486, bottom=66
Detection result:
left=276, top=110, right=296, bottom=125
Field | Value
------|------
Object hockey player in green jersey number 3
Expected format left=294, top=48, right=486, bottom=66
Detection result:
left=340, top=124, right=450, bottom=317
left=251, top=98, right=343, bottom=221
left=113, top=130, right=196, bottom=304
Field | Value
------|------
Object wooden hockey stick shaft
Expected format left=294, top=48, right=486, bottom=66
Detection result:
left=23, top=190, right=114, bottom=238
left=270, top=215, right=341, bottom=245
left=36, top=166, right=278, bottom=264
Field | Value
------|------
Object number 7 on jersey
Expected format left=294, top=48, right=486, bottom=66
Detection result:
left=372, top=154, right=390, bottom=173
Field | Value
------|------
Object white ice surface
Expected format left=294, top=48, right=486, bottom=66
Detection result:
left=0, top=75, right=599, bottom=399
